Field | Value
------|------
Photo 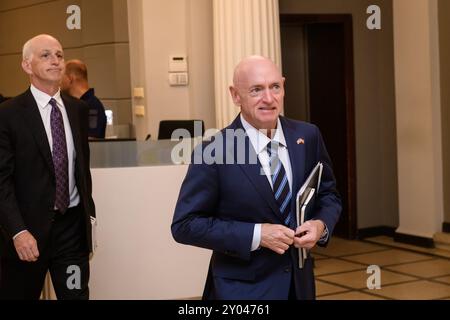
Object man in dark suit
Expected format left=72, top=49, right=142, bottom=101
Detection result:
left=0, top=34, right=95, bottom=300
left=61, top=59, right=107, bottom=139
left=172, top=56, right=341, bottom=300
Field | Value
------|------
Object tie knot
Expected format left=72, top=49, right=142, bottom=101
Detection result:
left=49, top=98, right=57, bottom=108
left=266, top=141, right=280, bottom=157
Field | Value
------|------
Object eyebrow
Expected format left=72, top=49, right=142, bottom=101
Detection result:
left=39, top=49, right=63, bottom=54
left=249, top=82, right=282, bottom=88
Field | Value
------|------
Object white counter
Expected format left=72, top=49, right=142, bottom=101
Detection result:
left=89, top=165, right=211, bottom=299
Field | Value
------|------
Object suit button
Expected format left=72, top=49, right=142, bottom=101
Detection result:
left=284, top=267, right=291, bottom=273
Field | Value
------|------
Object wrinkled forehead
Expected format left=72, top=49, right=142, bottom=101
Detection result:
left=235, top=61, right=283, bottom=89
left=32, top=38, right=63, bottom=55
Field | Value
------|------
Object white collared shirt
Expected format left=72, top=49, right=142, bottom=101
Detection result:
left=240, top=115, right=293, bottom=190
left=240, top=115, right=293, bottom=251
left=30, top=84, right=80, bottom=209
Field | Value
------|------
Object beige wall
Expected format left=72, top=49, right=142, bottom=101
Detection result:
left=393, top=0, right=443, bottom=237
left=0, top=0, right=132, bottom=127
left=127, top=0, right=215, bottom=141
left=439, top=0, right=450, bottom=226
left=279, top=0, right=399, bottom=230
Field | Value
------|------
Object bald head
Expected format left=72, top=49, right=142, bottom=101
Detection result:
left=21, top=34, right=64, bottom=96
left=229, top=55, right=285, bottom=131
left=65, top=59, right=88, bottom=81
left=22, top=34, right=62, bottom=61
left=232, top=55, right=282, bottom=88
left=61, top=59, right=90, bottom=98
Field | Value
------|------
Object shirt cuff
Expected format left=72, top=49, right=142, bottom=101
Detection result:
left=251, top=224, right=262, bottom=251
left=317, top=224, right=329, bottom=245
left=13, top=230, right=27, bottom=240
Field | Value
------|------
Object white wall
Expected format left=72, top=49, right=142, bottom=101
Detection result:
left=89, top=165, right=211, bottom=299
left=127, top=0, right=215, bottom=141
left=393, top=0, right=444, bottom=237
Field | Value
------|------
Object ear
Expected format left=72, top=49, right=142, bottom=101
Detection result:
left=229, top=86, right=241, bottom=106
left=68, top=73, right=75, bottom=84
left=21, top=59, right=32, bottom=76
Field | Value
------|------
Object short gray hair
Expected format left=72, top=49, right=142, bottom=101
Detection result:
left=22, top=34, right=60, bottom=61
left=22, top=38, right=34, bottom=60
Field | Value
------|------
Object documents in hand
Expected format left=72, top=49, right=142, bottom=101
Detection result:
left=295, top=162, right=323, bottom=269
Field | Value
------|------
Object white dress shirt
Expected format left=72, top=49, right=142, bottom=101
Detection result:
left=240, top=115, right=293, bottom=251
left=30, top=84, right=80, bottom=209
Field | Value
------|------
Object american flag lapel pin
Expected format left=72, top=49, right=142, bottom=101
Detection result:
left=297, top=138, right=305, bottom=145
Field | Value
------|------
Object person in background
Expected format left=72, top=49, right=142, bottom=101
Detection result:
left=61, top=59, right=107, bottom=139
left=0, top=34, right=95, bottom=300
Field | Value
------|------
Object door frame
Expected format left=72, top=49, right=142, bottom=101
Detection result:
left=280, top=14, right=358, bottom=238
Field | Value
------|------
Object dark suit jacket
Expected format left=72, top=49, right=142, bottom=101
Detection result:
left=80, top=88, right=107, bottom=139
left=172, top=115, right=341, bottom=300
left=0, top=88, right=96, bottom=257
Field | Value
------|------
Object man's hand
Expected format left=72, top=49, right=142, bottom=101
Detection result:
left=13, top=231, right=39, bottom=262
left=293, top=220, right=325, bottom=250
left=260, top=224, right=295, bottom=255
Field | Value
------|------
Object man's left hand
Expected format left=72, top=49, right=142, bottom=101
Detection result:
left=293, top=220, right=325, bottom=250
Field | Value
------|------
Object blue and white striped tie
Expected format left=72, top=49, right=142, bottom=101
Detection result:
left=267, top=142, right=293, bottom=227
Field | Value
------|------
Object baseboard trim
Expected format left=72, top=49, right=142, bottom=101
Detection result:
left=443, top=222, right=450, bottom=233
left=394, top=232, right=434, bottom=248
left=357, top=226, right=396, bottom=239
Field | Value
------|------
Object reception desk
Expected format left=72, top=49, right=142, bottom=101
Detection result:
left=81, top=139, right=209, bottom=299
left=89, top=164, right=211, bottom=299
left=41, top=139, right=210, bottom=299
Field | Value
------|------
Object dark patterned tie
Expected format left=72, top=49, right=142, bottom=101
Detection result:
left=267, top=141, right=293, bottom=227
left=49, top=98, right=69, bottom=213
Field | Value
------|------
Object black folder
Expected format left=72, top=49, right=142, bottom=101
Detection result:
left=295, top=162, right=323, bottom=268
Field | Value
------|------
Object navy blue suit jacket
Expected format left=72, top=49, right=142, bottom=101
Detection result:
left=172, top=115, right=341, bottom=300
left=80, top=88, right=107, bottom=139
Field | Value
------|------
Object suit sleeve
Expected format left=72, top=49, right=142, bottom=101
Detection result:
left=80, top=102, right=96, bottom=219
left=171, top=144, right=254, bottom=261
left=0, top=110, right=27, bottom=238
left=312, top=125, right=342, bottom=246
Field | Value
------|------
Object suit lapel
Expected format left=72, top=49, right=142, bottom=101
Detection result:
left=230, top=116, right=283, bottom=220
left=226, top=116, right=307, bottom=224
left=63, top=95, right=82, bottom=158
left=20, top=89, right=55, bottom=176
left=62, top=95, right=84, bottom=177
left=238, top=157, right=283, bottom=219
left=280, top=117, right=306, bottom=221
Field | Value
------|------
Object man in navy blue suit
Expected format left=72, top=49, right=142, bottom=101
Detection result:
left=172, top=56, right=341, bottom=300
